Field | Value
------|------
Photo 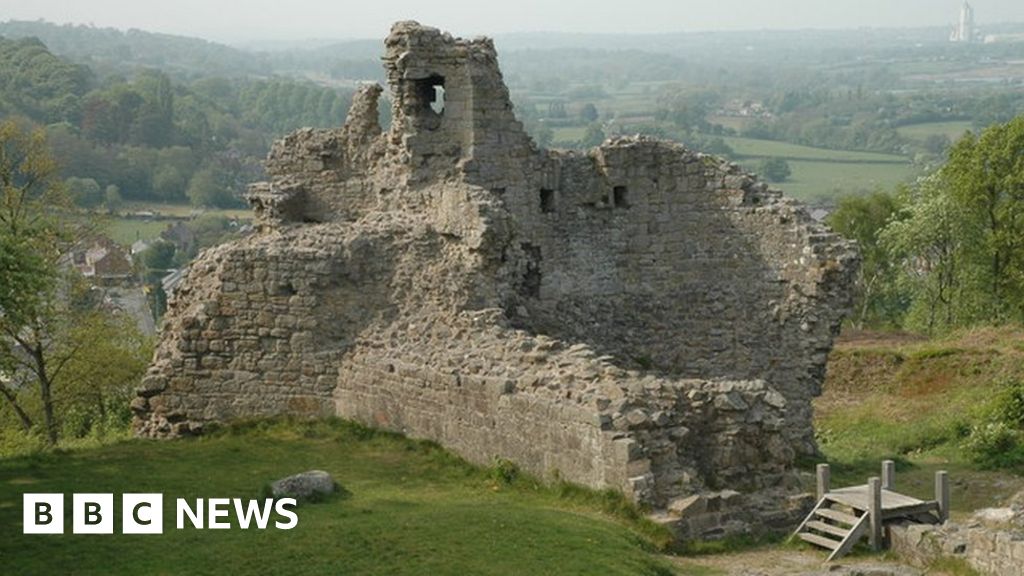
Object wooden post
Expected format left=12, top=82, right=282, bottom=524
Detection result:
left=869, top=476, right=882, bottom=551
left=882, top=460, right=895, bottom=490
left=935, top=470, right=950, bottom=523
left=816, top=463, right=830, bottom=501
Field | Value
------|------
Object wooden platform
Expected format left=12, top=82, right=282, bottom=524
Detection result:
left=792, top=462, right=949, bottom=561
left=825, top=485, right=940, bottom=519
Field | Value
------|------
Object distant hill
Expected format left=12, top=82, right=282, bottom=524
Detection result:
left=0, top=36, right=92, bottom=123
left=0, top=20, right=267, bottom=79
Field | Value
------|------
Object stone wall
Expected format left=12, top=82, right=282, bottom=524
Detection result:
left=133, top=21, right=857, bottom=530
left=891, top=494, right=1024, bottom=576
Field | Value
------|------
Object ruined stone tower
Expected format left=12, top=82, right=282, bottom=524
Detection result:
left=133, top=22, right=858, bottom=537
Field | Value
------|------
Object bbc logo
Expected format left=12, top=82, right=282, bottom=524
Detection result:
left=23, top=494, right=163, bottom=534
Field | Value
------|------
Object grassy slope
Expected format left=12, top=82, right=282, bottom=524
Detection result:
left=0, top=419, right=685, bottom=576
left=814, top=328, right=1024, bottom=515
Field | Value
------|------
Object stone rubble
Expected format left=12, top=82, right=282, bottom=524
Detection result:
left=890, top=490, right=1024, bottom=576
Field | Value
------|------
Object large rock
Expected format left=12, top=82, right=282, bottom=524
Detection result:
left=271, top=470, right=337, bottom=500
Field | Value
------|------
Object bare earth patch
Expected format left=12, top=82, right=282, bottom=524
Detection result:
left=673, top=548, right=923, bottom=576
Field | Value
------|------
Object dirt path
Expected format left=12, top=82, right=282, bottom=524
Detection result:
left=673, top=548, right=924, bottom=576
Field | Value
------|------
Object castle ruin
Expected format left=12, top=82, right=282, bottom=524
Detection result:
left=132, top=22, right=858, bottom=538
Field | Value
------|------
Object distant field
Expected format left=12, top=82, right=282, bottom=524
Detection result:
left=104, top=219, right=171, bottom=246
left=723, top=136, right=908, bottom=163
left=720, top=136, right=915, bottom=203
left=896, top=121, right=974, bottom=143
left=552, top=126, right=587, bottom=143
left=736, top=158, right=916, bottom=203
left=123, top=202, right=251, bottom=220
left=705, top=115, right=747, bottom=132
left=776, top=160, right=917, bottom=203
left=99, top=203, right=252, bottom=246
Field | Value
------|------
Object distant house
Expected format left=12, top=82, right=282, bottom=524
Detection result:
left=73, top=236, right=134, bottom=286
left=131, top=239, right=151, bottom=255
left=161, top=268, right=188, bottom=297
left=160, top=221, right=195, bottom=254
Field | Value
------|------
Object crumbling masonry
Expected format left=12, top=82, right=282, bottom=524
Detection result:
left=133, top=22, right=858, bottom=537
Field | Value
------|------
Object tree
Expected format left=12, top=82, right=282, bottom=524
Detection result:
left=579, top=103, right=599, bottom=124
left=880, top=176, right=962, bottom=334
left=0, top=119, right=70, bottom=444
left=104, top=184, right=122, bottom=213
left=828, top=191, right=905, bottom=328
left=65, top=176, right=102, bottom=208
left=186, top=163, right=237, bottom=208
left=884, top=116, right=1024, bottom=334
left=1, top=120, right=150, bottom=445
left=758, top=157, right=792, bottom=183
left=56, top=312, right=151, bottom=438
left=941, top=117, right=1024, bottom=323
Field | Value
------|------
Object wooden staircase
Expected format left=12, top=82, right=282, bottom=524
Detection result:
left=793, top=497, right=870, bottom=561
left=792, top=461, right=950, bottom=561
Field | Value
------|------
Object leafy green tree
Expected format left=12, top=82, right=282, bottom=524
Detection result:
left=104, top=184, right=122, bottom=213
left=886, top=116, right=1024, bottom=334
left=758, top=157, right=792, bottom=183
left=828, top=191, right=905, bottom=328
left=142, top=240, right=176, bottom=273
left=881, top=176, right=961, bottom=334
left=188, top=214, right=235, bottom=253
left=0, top=120, right=71, bottom=444
left=65, top=176, right=102, bottom=208
left=942, top=117, right=1024, bottom=323
left=186, top=163, right=237, bottom=208
left=579, top=103, right=599, bottom=123
left=152, top=165, right=187, bottom=202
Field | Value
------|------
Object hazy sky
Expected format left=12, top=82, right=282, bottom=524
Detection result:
left=2, top=0, right=1023, bottom=44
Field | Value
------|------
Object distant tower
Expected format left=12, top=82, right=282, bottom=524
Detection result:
left=951, top=1, right=976, bottom=43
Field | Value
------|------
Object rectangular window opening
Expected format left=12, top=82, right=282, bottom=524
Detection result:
left=613, top=185, right=629, bottom=208
left=540, top=188, right=556, bottom=213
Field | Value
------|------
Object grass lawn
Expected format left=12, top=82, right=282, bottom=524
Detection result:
left=896, top=121, right=975, bottom=143
left=813, top=328, right=1024, bottom=517
left=737, top=159, right=917, bottom=203
left=721, top=136, right=917, bottom=203
left=123, top=202, right=252, bottom=220
left=103, top=218, right=171, bottom=246
left=92, top=203, right=253, bottom=247
left=552, top=126, right=587, bottom=144
left=0, top=419, right=684, bottom=576
left=723, top=136, right=908, bottom=164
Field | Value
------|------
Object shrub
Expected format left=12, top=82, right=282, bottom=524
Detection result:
left=489, top=457, right=520, bottom=485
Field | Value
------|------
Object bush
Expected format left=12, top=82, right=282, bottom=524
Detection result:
left=489, top=457, right=520, bottom=485
left=990, top=378, right=1024, bottom=427
left=963, top=421, right=1018, bottom=462
left=758, top=157, right=791, bottom=182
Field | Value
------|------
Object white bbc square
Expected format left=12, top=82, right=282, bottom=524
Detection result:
left=122, top=493, right=163, bottom=534
left=73, top=493, right=114, bottom=534
left=23, top=493, right=64, bottom=534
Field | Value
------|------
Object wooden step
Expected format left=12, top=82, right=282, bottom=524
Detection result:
left=827, top=512, right=870, bottom=562
left=815, top=508, right=859, bottom=525
left=799, top=532, right=841, bottom=550
left=805, top=520, right=850, bottom=538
